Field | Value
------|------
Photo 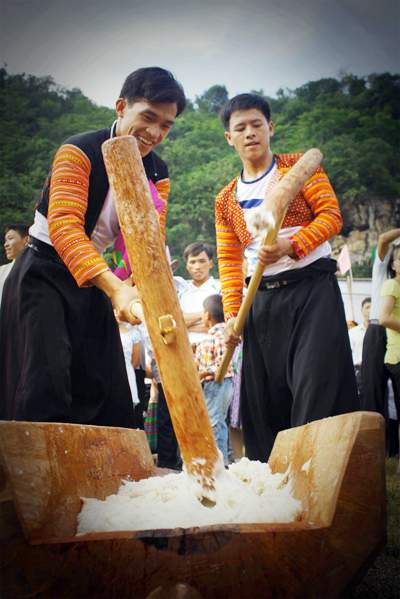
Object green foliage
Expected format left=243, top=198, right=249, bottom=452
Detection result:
left=0, top=67, right=399, bottom=267
left=195, top=84, right=229, bottom=113
left=352, top=263, right=373, bottom=278
left=0, top=68, right=113, bottom=261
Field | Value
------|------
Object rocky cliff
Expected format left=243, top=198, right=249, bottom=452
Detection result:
left=332, top=197, right=400, bottom=266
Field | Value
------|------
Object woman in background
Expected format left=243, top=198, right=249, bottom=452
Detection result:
left=380, top=243, right=400, bottom=473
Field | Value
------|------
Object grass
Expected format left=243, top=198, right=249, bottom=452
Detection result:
left=351, top=457, right=400, bottom=598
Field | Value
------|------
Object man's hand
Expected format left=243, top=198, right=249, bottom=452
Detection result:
left=91, top=270, right=141, bottom=325
left=224, top=317, right=241, bottom=350
left=111, top=285, right=142, bottom=325
left=258, top=238, right=295, bottom=266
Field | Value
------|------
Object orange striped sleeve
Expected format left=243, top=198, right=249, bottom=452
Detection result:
left=155, top=177, right=170, bottom=240
left=290, top=167, right=343, bottom=259
left=48, top=144, right=109, bottom=287
left=215, top=187, right=244, bottom=319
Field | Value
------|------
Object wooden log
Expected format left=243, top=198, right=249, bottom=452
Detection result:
left=102, top=136, right=219, bottom=500
left=0, top=422, right=155, bottom=543
left=215, top=149, right=323, bottom=383
left=0, top=413, right=386, bottom=597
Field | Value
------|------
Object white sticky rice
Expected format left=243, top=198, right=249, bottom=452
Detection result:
left=77, top=457, right=302, bottom=534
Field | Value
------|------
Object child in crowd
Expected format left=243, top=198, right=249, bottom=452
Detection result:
left=194, top=294, right=233, bottom=464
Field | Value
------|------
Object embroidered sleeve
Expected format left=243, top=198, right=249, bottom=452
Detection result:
left=215, top=190, right=244, bottom=319
left=289, top=166, right=343, bottom=259
left=48, top=144, right=110, bottom=287
left=155, top=178, right=170, bottom=241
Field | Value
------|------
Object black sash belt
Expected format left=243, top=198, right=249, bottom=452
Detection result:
left=28, top=236, right=65, bottom=265
left=245, top=258, right=338, bottom=291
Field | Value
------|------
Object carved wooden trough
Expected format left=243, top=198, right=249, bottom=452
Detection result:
left=0, top=411, right=386, bottom=598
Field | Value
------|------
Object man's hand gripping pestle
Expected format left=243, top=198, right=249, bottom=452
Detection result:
left=215, top=148, right=323, bottom=383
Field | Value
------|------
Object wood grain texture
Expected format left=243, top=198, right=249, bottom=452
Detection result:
left=0, top=422, right=155, bottom=543
left=0, top=412, right=386, bottom=597
left=102, top=136, right=219, bottom=496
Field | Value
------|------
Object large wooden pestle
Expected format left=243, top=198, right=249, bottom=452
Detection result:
left=102, top=136, right=219, bottom=502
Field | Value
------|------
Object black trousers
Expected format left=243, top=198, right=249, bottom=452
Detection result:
left=133, top=368, right=149, bottom=430
left=241, top=259, right=359, bottom=462
left=156, top=383, right=181, bottom=469
left=0, top=240, right=135, bottom=427
left=360, top=324, right=389, bottom=415
left=386, top=363, right=400, bottom=419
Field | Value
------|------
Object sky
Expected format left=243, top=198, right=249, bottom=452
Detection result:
left=1, top=0, right=399, bottom=107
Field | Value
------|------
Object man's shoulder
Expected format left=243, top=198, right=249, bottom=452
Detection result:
left=195, top=278, right=221, bottom=297
left=215, top=175, right=239, bottom=204
left=63, top=128, right=111, bottom=154
left=275, top=152, right=303, bottom=169
left=0, top=262, right=13, bottom=276
left=204, top=276, right=221, bottom=291
left=143, top=151, right=168, bottom=182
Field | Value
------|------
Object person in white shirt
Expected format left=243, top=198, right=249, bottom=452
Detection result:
left=349, top=296, right=371, bottom=399
left=178, top=242, right=221, bottom=345
left=0, top=224, right=29, bottom=304
left=361, top=228, right=400, bottom=414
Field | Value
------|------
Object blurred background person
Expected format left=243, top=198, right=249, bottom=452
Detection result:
left=178, top=242, right=221, bottom=347
left=349, top=296, right=371, bottom=400
left=361, top=228, right=400, bottom=415
left=0, top=224, right=29, bottom=304
left=379, top=243, right=400, bottom=472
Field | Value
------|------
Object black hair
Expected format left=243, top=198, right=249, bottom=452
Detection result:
left=387, top=242, right=400, bottom=279
left=220, top=93, right=271, bottom=130
left=120, top=67, right=186, bottom=116
left=361, top=297, right=371, bottom=308
left=5, top=224, right=29, bottom=238
left=203, top=294, right=224, bottom=324
left=183, top=241, right=214, bottom=261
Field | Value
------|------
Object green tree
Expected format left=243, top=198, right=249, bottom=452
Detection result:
left=196, top=84, right=229, bottom=113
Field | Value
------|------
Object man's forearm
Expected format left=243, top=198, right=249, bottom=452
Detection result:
left=183, top=311, right=203, bottom=327
left=91, top=270, right=140, bottom=324
left=91, top=270, right=122, bottom=298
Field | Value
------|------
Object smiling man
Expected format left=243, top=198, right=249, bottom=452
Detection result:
left=215, top=93, right=359, bottom=461
left=0, top=67, right=186, bottom=425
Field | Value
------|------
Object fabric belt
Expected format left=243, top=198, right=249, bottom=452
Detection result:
left=28, top=236, right=64, bottom=265
left=246, top=258, right=338, bottom=292
left=368, top=319, right=381, bottom=325
left=258, top=278, right=298, bottom=290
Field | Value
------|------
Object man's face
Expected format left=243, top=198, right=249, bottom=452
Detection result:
left=224, top=108, right=274, bottom=162
left=186, top=251, right=213, bottom=284
left=4, top=229, right=27, bottom=261
left=115, top=98, right=177, bottom=157
left=361, top=302, right=371, bottom=322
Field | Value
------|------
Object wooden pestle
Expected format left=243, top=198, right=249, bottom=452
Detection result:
left=102, top=136, right=219, bottom=502
left=215, top=148, right=323, bottom=383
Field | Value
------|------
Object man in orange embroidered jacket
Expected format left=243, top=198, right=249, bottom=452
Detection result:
left=216, top=93, right=359, bottom=461
left=0, top=67, right=186, bottom=424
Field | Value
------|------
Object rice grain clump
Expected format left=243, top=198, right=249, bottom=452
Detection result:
left=77, top=457, right=302, bottom=534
